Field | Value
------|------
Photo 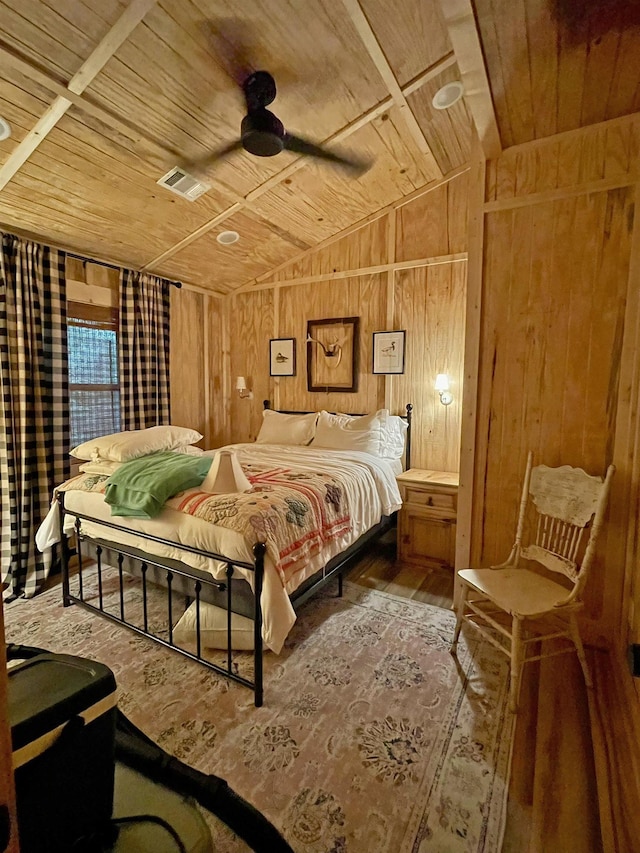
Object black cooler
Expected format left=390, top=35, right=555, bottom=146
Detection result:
left=8, top=651, right=117, bottom=852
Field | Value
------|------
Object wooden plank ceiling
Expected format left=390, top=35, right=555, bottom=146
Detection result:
left=3, top=2, right=636, bottom=294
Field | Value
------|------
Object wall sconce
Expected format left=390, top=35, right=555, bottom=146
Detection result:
left=435, top=373, right=453, bottom=406
left=235, top=376, right=253, bottom=399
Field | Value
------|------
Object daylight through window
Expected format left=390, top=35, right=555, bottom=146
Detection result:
left=68, top=302, right=120, bottom=448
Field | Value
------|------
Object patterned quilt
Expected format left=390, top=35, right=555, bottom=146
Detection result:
left=58, top=462, right=353, bottom=586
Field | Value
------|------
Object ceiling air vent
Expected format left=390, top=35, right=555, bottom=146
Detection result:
left=157, top=166, right=209, bottom=201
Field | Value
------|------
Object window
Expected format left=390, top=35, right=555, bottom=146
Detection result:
left=68, top=302, right=120, bottom=448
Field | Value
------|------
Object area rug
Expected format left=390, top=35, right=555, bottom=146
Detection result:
left=5, top=575, right=515, bottom=853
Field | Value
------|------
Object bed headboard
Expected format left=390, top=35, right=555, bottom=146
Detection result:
left=262, top=401, right=413, bottom=471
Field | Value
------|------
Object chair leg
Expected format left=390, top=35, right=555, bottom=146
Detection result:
left=450, top=582, right=468, bottom=653
left=568, top=612, right=592, bottom=689
left=509, top=617, right=523, bottom=713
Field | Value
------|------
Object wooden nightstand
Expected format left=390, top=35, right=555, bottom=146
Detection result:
left=396, top=469, right=459, bottom=569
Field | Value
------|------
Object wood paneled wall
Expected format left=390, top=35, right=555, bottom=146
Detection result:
left=266, top=215, right=389, bottom=281
left=276, top=273, right=387, bottom=415
left=214, top=171, right=469, bottom=472
left=464, top=115, right=640, bottom=654
left=170, top=286, right=223, bottom=450
left=66, top=257, right=118, bottom=306
left=169, top=287, right=206, bottom=437
left=392, top=263, right=466, bottom=473
left=227, top=289, right=275, bottom=443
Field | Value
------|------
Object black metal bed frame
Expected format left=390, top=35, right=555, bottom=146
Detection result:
left=58, top=404, right=413, bottom=707
left=58, top=496, right=268, bottom=704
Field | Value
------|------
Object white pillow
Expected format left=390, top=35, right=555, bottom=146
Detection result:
left=312, top=410, right=382, bottom=455
left=332, top=409, right=408, bottom=460
left=256, top=410, right=318, bottom=446
left=78, top=460, right=122, bottom=475
left=70, top=425, right=203, bottom=462
left=171, top=445, right=204, bottom=456
left=380, top=414, right=408, bottom=460
left=173, top=602, right=254, bottom=651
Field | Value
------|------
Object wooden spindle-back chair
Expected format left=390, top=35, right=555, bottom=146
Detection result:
left=451, top=452, right=615, bottom=712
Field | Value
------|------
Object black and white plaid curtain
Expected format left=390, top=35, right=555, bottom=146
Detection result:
left=0, top=233, right=70, bottom=599
left=119, top=269, right=171, bottom=429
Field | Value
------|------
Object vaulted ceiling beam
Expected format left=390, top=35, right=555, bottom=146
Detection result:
left=437, top=0, right=502, bottom=159
left=340, top=0, right=441, bottom=175
left=402, top=53, right=457, bottom=97
left=0, top=0, right=158, bottom=192
left=0, top=38, right=185, bottom=172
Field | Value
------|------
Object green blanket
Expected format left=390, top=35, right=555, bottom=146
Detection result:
left=104, top=451, right=212, bottom=518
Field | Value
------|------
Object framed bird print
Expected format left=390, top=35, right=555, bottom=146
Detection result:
left=269, top=338, right=296, bottom=376
left=372, top=330, right=406, bottom=374
left=306, top=317, right=359, bottom=392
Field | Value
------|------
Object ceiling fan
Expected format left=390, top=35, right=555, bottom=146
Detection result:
left=190, top=70, right=372, bottom=176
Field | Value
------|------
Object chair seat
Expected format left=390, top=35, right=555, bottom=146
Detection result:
left=458, top=567, right=576, bottom=617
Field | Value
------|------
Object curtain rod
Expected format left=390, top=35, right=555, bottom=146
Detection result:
left=1, top=226, right=182, bottom=289
left=67, top=252, right=182, bottom=289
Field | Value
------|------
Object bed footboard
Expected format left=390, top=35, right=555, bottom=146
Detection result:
left=57, top=493, right=266, bottom=707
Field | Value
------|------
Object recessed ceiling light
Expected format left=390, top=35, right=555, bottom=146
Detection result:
left=432, top=81, right=464, bottom=110
left=0, top=117, right=12, bottom=141
left=216, top=230, right=240, bottom=245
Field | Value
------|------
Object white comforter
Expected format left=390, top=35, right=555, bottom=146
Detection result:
left=38, top=444, right=402, bottom=653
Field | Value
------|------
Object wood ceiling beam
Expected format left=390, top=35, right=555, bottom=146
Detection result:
left=402, top=52, right=457, bottom=97
left=340, top=0, right=441, bottom=174
left=242, top=252, right=468, bottom=292
left=0, top=38, right=186, bottom=171
left=0, top=0, right=158, bottom=192
left=66, top=0, right=158, bottom=95
left=437, top=0, right=502, bottom=159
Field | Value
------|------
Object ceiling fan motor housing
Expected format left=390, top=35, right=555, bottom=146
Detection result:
left=242, top=70, right=277, bottom=109
left=241, top=110, right=285, bottom=156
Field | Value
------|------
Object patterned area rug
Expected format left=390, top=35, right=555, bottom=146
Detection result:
left=5, top=576, right=515, bottom=852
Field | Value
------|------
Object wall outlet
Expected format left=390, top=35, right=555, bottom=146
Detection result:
left=628, top=644, right=640, bottom=677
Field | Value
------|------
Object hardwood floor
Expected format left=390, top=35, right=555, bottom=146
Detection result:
left=347, top=529, right=602, bottom=853
left=348, top=527, right=455, bottom=610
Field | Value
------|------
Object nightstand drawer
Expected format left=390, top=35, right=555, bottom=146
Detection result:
left=403, top=487, right=456, bottom=512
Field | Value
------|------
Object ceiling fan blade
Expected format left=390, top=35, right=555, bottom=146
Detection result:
left=187, top=139, right=244, bottom=172
left=283, top=134, right=372, bottom=175
left=202, top=18, right=255, bottom=89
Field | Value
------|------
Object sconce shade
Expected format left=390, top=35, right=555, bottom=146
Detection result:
left=235, top=376, right=247, bottom=391
left=435, top=373, right=450, bottom=392
left=201, top=449, right=252, bottom=494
